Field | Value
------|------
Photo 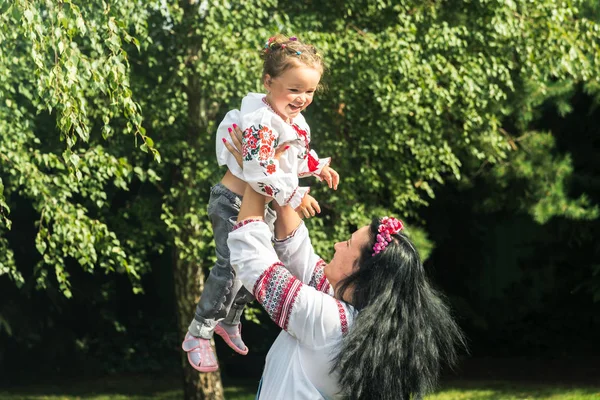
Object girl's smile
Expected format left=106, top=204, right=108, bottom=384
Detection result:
left=264, top=63, right=321, bottom=123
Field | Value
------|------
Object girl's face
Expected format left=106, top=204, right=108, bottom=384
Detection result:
left=264, top=63, right=321, bottom=123
left=326, top=225, right=370, bottom=302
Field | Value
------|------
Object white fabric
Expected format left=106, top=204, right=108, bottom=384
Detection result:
left=228, top=221, right=356, bottom=400
left=215, top=93, right=330, bottom=209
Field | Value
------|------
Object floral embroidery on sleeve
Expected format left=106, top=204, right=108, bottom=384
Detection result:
left=243, top=124, right=279, bottom=167
left=258, top=182, right=280, bottom=197
left=284, top=186, right=300, bottom=205
left=266, top=163, right=277, bottom=175
left=243, top=124, right=283, bottom=194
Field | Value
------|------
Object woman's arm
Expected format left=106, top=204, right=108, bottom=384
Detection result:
left=237, top=184, right=268, bottom=223
left=270, top=203, right=331, bottom=292
left=271, top=202, right=302, bottom=240
left=228, top=221, right=350, bottom=346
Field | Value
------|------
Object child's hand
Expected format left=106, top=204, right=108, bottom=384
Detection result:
left=319, top=166, right=339, bottom=190
left=295, top=194, right=321, bottom=219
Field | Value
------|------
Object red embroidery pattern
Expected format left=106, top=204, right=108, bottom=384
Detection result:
left=292, top=123, right=310, bottom=150
left=243, top=124, right=278, bottom=164
left=284, top=186, right=299, bottom=205
left=308, top=259, right=331, bottom=294
left=291, top=123, right=311, bottom=162
left=253, top=262, right=302, bottom=330
left=243, top=123, right=282, bottom=196
left=336, top=300, right=349, bottom=335
left=258, top=182, right=280, bottom=198
left=231, top=219, right=264, bottom=231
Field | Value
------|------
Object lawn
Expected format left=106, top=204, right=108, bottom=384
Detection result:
left=0, top=377, right=598, bottom=400
left=428, top=381, right=599, bottom=400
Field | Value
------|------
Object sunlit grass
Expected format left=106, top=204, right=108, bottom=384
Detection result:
left=427, top=381, right=599, bottom=400
left=0, top=379, right=598, bottom=400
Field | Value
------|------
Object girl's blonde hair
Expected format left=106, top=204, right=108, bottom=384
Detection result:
left=260, top=34, right=324, bottom=80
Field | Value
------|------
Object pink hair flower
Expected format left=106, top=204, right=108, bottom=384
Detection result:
left=372, top=216, right=404, bottom=256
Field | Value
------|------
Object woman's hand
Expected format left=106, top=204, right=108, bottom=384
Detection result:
left=319, top=165, right=339, bottom=190
left=223, top=124, right=244, bottom=168
left=294, top=193, right=321, bottom=219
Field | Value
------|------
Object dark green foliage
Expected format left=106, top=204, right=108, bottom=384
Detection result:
left=423, top=89, right=600, bottom=355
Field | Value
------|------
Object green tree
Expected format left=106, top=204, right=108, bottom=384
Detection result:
left=129, top=2, right=279, bottom=398
left=0, top=0, right=152, bottom=295
left=2, top=1, right=279, bottom=398
left=2, top=1, right=600, bottom=399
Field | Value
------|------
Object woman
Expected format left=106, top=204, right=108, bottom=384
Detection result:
left=224, top=130, right=465, bottom=399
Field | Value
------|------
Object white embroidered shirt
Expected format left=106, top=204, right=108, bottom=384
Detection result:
left=228, top=220, right=355, bottom=399
left=215, top=93, right=331, bottom=209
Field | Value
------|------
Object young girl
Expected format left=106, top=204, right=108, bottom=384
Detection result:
left=181, top=34, right=339, bottom=372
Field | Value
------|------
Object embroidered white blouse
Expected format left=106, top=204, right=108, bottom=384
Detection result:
left=215, top=93, right=331, bottom=209
left=228, top=219, right=356, bottom=400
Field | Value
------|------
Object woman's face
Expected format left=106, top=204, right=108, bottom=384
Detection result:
left=325, top=225, right=370, bottom=301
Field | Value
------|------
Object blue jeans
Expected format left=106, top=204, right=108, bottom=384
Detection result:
left=188, top=183, right=276, bottom=339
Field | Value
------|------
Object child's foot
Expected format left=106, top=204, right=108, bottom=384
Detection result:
left=214, top=322, right=248, bottom=355
left=181, top=332, right=219, bottom=372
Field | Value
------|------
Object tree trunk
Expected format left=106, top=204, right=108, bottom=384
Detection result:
left=174, top=251, right=224, bottom=400
left=174, top=3, right=225, bottom=395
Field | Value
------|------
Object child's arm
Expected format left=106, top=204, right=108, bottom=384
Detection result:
left=297, top=146, right=339, bottom=190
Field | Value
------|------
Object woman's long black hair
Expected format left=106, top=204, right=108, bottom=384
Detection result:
left=332, top=217, right=466, bottom=400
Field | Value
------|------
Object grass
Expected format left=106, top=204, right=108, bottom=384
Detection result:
left=0, top=377, right=598, bottom=400
left=428, top=381, right=600, bottom=399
